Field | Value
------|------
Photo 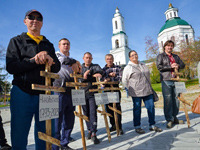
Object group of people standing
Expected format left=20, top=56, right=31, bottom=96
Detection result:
left=3, top=9, right=185, bottom=150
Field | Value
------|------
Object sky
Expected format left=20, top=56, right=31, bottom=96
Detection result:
left=0, top=0, right=200, bottom=82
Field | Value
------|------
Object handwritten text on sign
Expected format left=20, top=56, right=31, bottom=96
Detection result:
left=71, top=89, right=86, bottom=106
left=107, top=92, right=119, bottom=103
left=175, top=82, right=187, bottom=94
left=94, top=93, right=109, bottom=105
left=39, top=94, right=59, bottom=121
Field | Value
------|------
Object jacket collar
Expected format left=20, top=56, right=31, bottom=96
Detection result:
left=21, top=32, right=48, bottom=42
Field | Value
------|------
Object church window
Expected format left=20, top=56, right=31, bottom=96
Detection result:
left=171, top=36, right=175, bottom=42
left=115, top=39, right=119, bottom=48
left=119, top=61, right=120, bottom=65
left=174, top=12, right=176, bottom=17
left=125, top=39, right=128, bottom=46
left=167, top=14, right=168, bottom=19
left=170, top=13, right=172, bottom=18
left=185, top=34, right=189, bottom=45
left=115, top=21, right=118, bottom=29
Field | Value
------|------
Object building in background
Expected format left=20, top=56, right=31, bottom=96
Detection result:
left=157, top=3, right=195, bottom=53
left=110, top=7, right=131, bottom=66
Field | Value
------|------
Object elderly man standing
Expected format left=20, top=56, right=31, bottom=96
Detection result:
left=53, top=38, right=81, bottom=150
left=102, top=54, right=123, bottom=135
left=6, top=10, right=60, bottom=150
left=156, top=40, right=185, bottom=128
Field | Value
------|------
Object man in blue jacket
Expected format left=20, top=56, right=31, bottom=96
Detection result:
left=6, top=10, right=60, bottom=150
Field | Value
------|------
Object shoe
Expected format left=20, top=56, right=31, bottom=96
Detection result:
left=69, top=137, right=75, bottom=142
left=135, top=128, right=145, bottom=134
left=149, top=126, right=162, bottom=132
left=87, top=131, right=92, bottom=140
left=119, top=129, right=124, bottom=135
left=61, top=145, right=75, bottom=150
left=1, top=143, right=12, bottom=150
left=174, top=118, right=184, bottom=124
left=110, top=125, right=116, bottom=132
left=166, top=121, right=173, bottom=128
left=91, top=133, right=100, bottom=144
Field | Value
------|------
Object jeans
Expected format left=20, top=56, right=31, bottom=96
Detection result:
left=52, top=93, right=75, bottom=150
left=82, top=94, right=98, bottom=133
left=10, top=85, right=45, bottom=150
left=132, top=94, right=155, bottom=128
left=162, top=80, right=180, bottom=122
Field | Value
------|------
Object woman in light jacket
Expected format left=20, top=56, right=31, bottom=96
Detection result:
left=122, top=50, right=162, bottom=134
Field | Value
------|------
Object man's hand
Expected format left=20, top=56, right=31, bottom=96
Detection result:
left=109, top=72, right=116, bottom=77
left=76, top=61, right=82, bottom=73
left=171, top=63, right=179, bottom=69
left=83, top=70, right=90, bottom=79
left=104, top=78, right=110, bottom=82
left=93, top=73, right=102, bottom=78
left=71, top=63, right=80, bottom=73
left=30, top=51, right=55, bottom=66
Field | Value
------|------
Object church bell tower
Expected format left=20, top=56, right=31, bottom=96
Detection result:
left=110, top=7, right=131, bottom=66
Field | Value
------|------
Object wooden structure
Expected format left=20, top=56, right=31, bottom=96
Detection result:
left=89, top=79, right=121, bottom=141
left=65, top=73, right=89, bottom=150
left=171, top=68, right=191, bottom=128
left=32, top=63, right=65, bottom=150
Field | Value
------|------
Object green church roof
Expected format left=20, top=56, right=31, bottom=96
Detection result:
left=159, top=17, right=190, bottom=33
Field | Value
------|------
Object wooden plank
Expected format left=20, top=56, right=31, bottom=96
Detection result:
left=89, top=87, right=121, bottom=92
left=74, top=111, right=89, bottom=122
left=45, top=64, right=52, bottom=150
left=40, top=71, right=60, bottom=79
left=92, top=81, right=119, bottom=85
left=180, top=94, right=190, bottom=128
left=70, top=73, right=83, bottom=78
left=32, top=84, right=66, bottom=92
left=178, top=96, right=191, bottom=106
left=38, top=132, right=60, bottom=147
left=97, top=109, right=113, bottom=117
left=66, top=82, right=88, bottom=87
left=108, top=105, right=122, bottom=115
left=171, top=78, right=188, bottom=81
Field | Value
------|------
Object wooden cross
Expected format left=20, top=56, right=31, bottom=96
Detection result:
left=89, top=78, right=121, bottom=142
left=171, top=68, right=191, bottom=128
left=65, top=73, right=89, bottom=150
left=32, top=63, right=65, bottom=150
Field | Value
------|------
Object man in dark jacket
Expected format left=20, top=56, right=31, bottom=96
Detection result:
left=102, top=54, right=123, bottom=135
left=6, top=10, right=60, bottom=150
left=81, top=52, right=103, bottom=144
left=53, top=38, right=81, bottom=150
left=156, top=40, right=185, bottom=128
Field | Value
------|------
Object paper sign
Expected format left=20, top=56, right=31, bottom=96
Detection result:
left=94, top=93, right=109, bottom=105
left=71, top=89, right=86, bottom=106
left=107, top=92, right=119, bottom=103
left=175, top=82, right=187, bottom=94
left=39, top=94, right=59, bottom=121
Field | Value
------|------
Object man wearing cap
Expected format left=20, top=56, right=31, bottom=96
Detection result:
left=6, top=10, right=60, bottom=150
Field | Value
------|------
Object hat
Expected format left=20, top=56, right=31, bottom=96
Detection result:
left=24, top=9, right=43, bottom=19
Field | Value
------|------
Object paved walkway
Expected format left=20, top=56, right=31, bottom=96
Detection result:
left=1, top=96, right=200, bottom=150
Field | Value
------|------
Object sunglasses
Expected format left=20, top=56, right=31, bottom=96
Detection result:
left=27, top=15, right=43, bottom=22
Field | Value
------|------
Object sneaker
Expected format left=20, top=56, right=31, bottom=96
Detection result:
left=119, top=129, right=124, bottom=135
left=166, top=121, right=173, bottom=128
left=87, top=131, right=92, bottom=140
left=91, top=133, right=100, bottom=144
left=61, top=145, right=75, bottom=150
left=135, top=128, right=145, bottom=134
left=110, top=125, right=116, bottom=132
left=174, top=118, right=184, bottom=124
left=149, top=126, right=162, bottom=132
left=1, top=143, right=12, bottom=150
left=69, top=137, right=75, bottom=142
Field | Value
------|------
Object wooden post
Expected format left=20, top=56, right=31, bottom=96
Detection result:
left=65, top=73, right=89, bottom=150
left=32, top=63, right=66, bottom=149
left=171, top=68, right=191, bottom=128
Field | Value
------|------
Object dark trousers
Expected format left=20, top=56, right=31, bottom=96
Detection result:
left=105, top=102, right=122, bottom=129
left=82, top=94, right=98, bottom=133
left=53, top=93, right=75, bottom=150
left=0, top=115, right=7, bottom=147
left=162, top=81, right=180, bottom=122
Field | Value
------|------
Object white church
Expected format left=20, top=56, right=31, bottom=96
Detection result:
left=110, top=7, right=131, bottom=66
left=157, top=3, right=195, bottom=53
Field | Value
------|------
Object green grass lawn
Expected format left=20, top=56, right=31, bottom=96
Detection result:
left=0, top=104, right=10, bottom=108
left=152, top=78, right=199, bottom=92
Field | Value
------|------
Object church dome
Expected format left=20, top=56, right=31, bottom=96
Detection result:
left=159, top=17, right=190, bottom=33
